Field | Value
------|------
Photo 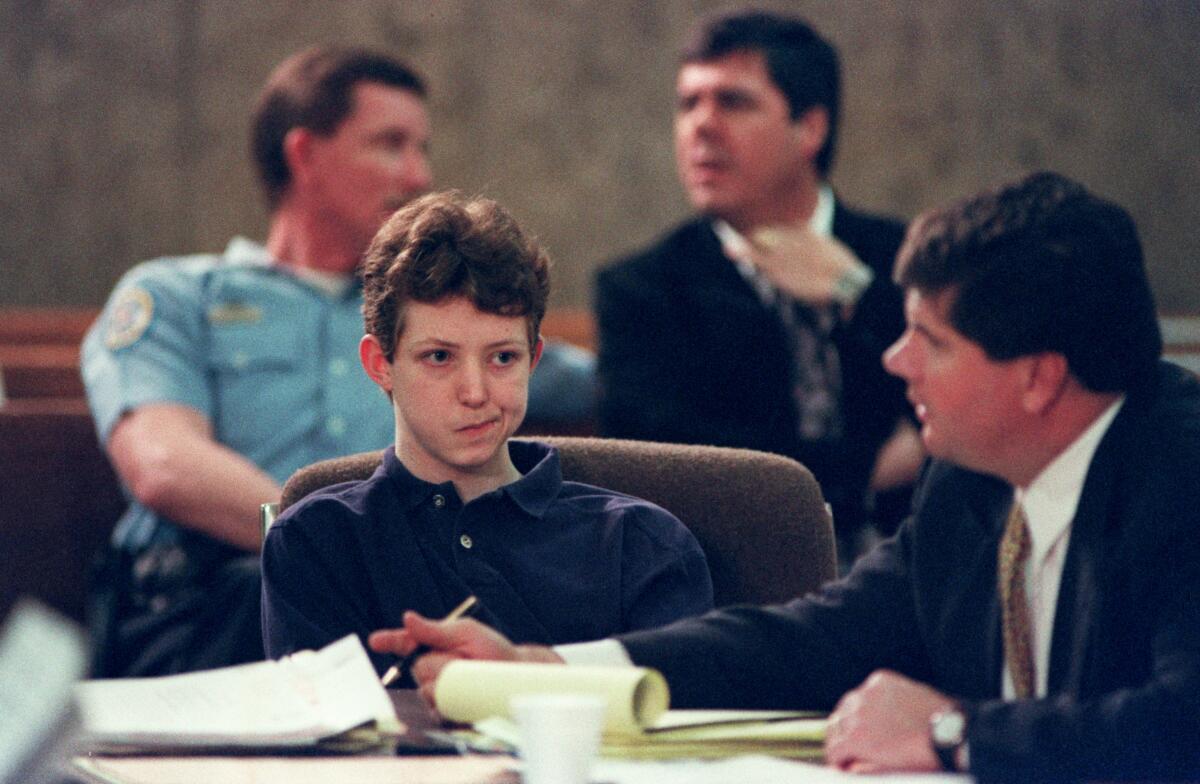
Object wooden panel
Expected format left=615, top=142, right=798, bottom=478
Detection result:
left=0, top=398, right=124, bottom=622
left=540, top=308, right=595, bottom=352
left=0, top=307, right=99, bottom=345
left=0, top=344, right=84, bottom=398
left=1, top=364, right=84, bottom=399
left=0, top=306, right=595, bottom=350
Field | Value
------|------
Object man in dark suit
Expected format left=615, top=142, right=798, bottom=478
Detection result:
left=595, top=11, right=920, bottom=550
left=378, top=172, right=1200, bottom=781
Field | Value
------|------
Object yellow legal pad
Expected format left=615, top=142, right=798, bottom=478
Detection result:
left=435, top=661, right=826, bottom=762
left=603, top=709, right=825, bottom=760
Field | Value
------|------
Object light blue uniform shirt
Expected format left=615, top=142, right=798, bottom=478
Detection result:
left=82, top=238, right=394, bottom=552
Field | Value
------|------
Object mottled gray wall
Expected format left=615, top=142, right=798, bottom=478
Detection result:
left=2, top=1, right=1198, bottom=311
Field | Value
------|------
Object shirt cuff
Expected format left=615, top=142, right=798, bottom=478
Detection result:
left=553, top=638, right=635, bottom=667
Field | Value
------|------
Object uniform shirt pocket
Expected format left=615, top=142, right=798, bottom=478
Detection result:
left=208, top=322, right=308, bottom=455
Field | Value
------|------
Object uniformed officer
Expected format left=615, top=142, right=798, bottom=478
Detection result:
left=82, top=47, right=436, bottom=676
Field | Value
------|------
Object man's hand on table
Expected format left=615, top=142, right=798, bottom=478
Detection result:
left=823, top=669, right=955, bottom=773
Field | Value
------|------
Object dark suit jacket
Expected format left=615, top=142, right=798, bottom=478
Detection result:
left=619, top=362, right=1200, bottom=781
left=595, top=203, right=908, bottom=532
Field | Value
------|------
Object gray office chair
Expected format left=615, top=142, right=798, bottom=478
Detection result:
left=276, top=437, right=837, bottom=607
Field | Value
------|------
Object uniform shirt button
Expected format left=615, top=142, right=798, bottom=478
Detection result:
left=231, top=350, right=250, bottom=369
left=326, top=416, right=346, bottom=436
left=432, top=494, right=446, bottom=509
left=459, top=534, right=473, bottom=549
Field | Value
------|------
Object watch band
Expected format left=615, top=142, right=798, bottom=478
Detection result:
left=930, top=706, right=967, bottom=772
left=830, top=262, right=874, bottom=306
left=933, top=734, right=960, bottom=772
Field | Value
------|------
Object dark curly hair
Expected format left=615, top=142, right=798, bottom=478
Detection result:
left=361, top=191, right=551, bottom=360
left=895, top=171, right=1162, bottom=393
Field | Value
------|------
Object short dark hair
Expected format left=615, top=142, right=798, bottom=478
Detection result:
left=251, top=46, right=426, bottom=209
left=895, top=171, right=1162, bottom=393
left=682, top=10, right=840, bottom=177
left=361, top=191, right=551, bottom=360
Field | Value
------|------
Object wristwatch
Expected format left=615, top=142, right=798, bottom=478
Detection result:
left=930, top=705, right=969, bottom=772
left=830, top=262, right=874, bottom=307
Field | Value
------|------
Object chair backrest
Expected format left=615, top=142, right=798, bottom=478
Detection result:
left=279, top=437, right=836, bottom=607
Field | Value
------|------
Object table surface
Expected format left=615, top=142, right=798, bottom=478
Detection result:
left=65, top=692, right=846, bottom=784
left=67, top=690, right=520, bottom=784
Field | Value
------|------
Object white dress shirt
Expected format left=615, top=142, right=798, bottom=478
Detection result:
left=1002, top=397, right=1123, bottom=698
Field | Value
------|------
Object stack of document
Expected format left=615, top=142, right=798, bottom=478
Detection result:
left=74, top=635, right=399, bottom=751
left=434, top=660, right=825, bottom=761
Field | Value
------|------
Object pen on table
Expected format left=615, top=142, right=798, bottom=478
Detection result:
left=381, top=595, right=479, bottom=688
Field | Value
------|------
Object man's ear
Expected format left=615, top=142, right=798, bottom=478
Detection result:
left=282, top=127, right=316, bottom=188
left=793, top=106, right=829, bottom=162
left=359, top=334, right=393, bottom=393
left=529, top=336, right=544, bottom=372
left=1022, top=352, right=1070, bottom=414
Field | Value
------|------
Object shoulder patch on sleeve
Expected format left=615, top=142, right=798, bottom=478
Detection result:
left=104, top=286, right=155, bottom=350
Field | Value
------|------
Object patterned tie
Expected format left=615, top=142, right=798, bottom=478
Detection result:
left=714, top=223, right=843, bottom=443
left=998, top=501, right=1036, bottom=698
left=777, top=298, right=843, bottom=442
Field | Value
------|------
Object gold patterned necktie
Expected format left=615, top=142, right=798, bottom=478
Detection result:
left=998, top=501, right=1036, bottom=698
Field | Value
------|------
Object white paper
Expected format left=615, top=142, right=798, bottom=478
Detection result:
left=0, top=600, right=88, bottom=784
left=74, top=634, right=395, bottom=747
left=593, top=755, right=972, bottom=784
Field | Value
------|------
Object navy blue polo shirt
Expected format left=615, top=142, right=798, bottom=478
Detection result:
left=261, top=440, right=713, bottom=676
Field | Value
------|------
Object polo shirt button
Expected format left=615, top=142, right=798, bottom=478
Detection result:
left=459, top=534, right=473, bottom=549
left=432, top=494, right=446, bottom=509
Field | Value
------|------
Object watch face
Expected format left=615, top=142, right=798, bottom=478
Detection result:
left=933, top=709, right=966, bottom=746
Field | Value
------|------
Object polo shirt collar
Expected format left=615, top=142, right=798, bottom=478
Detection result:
left=382, top=447, right=452, bottom=512
left=502, top=440, right=562, bottom=518
left=381, top=440, right=562, bottom=518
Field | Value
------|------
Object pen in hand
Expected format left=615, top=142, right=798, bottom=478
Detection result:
left=380, top=595, right=479, bottom=688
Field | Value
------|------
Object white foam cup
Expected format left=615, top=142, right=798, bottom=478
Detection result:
left=510, top=693, right=607, bottom=784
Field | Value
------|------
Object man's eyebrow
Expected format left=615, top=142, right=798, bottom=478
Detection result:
left=372, top=128, right=411, bottom=141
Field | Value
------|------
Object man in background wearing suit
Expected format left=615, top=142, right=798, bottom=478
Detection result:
left=595, top=11, right=920, bottom=557
left=383, top=172, right=1200, bottom=781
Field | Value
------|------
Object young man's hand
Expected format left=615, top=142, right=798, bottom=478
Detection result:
left=368, top=613, right=562, bottom=705
left=823, top=669, right=955, bottom=773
